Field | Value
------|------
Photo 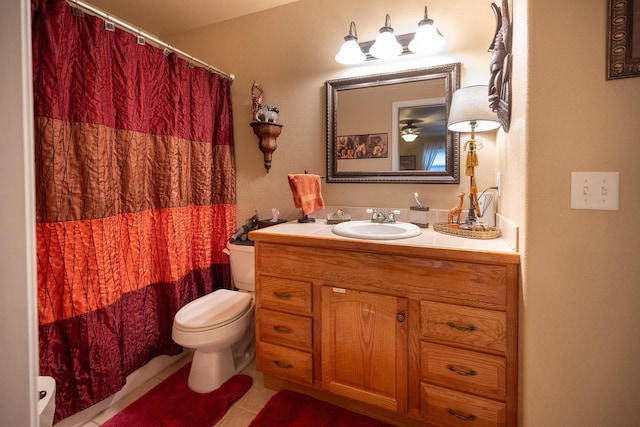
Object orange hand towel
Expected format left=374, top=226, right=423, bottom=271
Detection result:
left=288, top=174, right=325, bottom=215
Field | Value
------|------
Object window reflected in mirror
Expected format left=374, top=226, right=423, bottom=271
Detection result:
left=394, top=98, right=447, bottom=172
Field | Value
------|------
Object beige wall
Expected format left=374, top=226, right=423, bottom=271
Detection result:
left=522, top=1, right=640, bottom=426
left=167, top=0, right=499, bottom=223
left=167, top=1, right=640, bottom=425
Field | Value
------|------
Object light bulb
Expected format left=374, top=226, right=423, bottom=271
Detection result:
left=335, top=39, right=365, bottom=64
left=409, top=23, right=445, bottom=54
left=369, top=14, right=403, bottom=59
left=335, top=22, right=365, bottom=65
left=408, top=6, right=445, bottom=55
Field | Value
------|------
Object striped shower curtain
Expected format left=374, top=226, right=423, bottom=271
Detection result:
left=31, top=0, right=236, bottom=421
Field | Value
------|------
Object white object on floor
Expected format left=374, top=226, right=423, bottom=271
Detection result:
left=38, top=376, right=56, bottom=427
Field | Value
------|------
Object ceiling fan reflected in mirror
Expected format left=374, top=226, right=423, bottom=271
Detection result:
left=400, top=119, right=423, bottom=142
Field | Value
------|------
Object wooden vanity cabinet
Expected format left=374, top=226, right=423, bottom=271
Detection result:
left=255, top=275, right=314, bottom=385
left=322, top=287, right=408, bottom=412
left=252, top=234, right=519, bottom=427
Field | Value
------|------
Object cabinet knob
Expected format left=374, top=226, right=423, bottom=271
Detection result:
left=397, top=313, right=406, bottom=322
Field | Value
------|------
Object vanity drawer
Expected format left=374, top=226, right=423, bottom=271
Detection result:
left=421, top=383, right=506, bottom=427
left=258, top=309, right=313, bottom=351
left=257, top=275, right=312, bottom=315
left=257, top=341, right=313, bottom=385
left=421, top=301, right=506, bottom=353
left=421, top=342, right=506, bottom=400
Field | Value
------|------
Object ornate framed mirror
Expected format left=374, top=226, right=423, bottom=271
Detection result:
left=326, top=63, right=460, bottom=183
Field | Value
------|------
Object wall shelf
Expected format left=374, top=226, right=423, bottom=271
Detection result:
left=250, top=121, right=283, bottom=172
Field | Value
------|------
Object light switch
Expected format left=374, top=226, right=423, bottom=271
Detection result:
left=570, top=171, right=619, bottom=211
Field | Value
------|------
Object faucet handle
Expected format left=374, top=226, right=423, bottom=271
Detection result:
left=388, top=209, right=400, bottom=222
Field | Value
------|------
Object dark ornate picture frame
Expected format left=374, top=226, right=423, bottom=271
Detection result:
left=608, top=0, right=640, bottom=79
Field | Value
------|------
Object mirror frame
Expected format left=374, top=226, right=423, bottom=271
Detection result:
left=326, top=63, right=460, bottom=184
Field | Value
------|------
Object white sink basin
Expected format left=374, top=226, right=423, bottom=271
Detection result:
left=331, top=220, right=422, bottom=240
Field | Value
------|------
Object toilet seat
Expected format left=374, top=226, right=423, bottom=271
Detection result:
left=174, top=289, right=252, bottom=332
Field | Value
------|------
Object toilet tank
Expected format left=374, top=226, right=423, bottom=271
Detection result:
left=227, top=243, right=255, bottom=291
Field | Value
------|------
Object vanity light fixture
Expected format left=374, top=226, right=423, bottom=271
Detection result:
left=335, top=21, right=366, bottom=65
left=335, top=6, right=445, bottom=65
left=408, top=6, right=445, bottom=54
left=447, top=85, right=500, bottom=228
left=369, top=14, right=403, bottom=59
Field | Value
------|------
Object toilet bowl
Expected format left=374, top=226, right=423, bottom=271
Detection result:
left=172, top=243, right=256, bottom=393
left=37, top=376, right=56, bottom=427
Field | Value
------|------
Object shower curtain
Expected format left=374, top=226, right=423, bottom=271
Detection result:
left=31, top=0, right=236, bottom=421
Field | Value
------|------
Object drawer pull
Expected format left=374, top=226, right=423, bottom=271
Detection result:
left=447, top=408, right=477, bottom=421
left=274, top=360, right=293, bottom=369
left=273, top=325, right=293, bottom=334
left=446, top=321, right=476, bottom=332
left=397, top=313, right=406, bottom=322
left=273, top=291, right=293, bottom=299
left=446, top=364, right=478, bottom=377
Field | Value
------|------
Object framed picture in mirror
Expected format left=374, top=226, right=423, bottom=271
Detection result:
left=336, top=133, right=388, bottom=160
left=399, top=156, right=416, bottom=171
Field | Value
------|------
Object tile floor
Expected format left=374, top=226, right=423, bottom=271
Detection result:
left=76, top=355, right=276, bottom=427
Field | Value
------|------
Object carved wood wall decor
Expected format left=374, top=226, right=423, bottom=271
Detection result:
left=489, top=0, right=512, bottom=132
left=608, top=0, right=640, bottom=79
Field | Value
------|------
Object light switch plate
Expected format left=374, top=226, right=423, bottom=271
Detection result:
left=570, top=171, right=619, bottom=211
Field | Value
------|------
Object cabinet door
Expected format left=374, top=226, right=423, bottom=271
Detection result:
left=321, top=286, right=407, bottom=412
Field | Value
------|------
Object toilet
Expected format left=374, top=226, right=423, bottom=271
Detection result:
left=37, top=376, right=56, bottom=427
left=172, top=242, right=256, bottom=393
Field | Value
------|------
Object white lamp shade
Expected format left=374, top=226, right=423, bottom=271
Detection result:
left=401, top=133, right=418, bottom=142
left=447, top=85, right=501, bottom=132
left=369, top=31, right=403, bottom=59
left=335, top=39, right=366, bottom=64
left=408, top=24, right=445, bottom=54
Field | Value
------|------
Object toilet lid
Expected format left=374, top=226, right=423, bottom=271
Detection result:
left=174, top=289, right=252, bottom=331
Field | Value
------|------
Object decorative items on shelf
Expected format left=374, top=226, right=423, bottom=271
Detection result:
left=335, top=6, right=445, bottom=65
left=250, top=81, right=283, bottom=172
left=250, top=121, right=282, bottom=173
left=255, top=104, right=279, bottom=123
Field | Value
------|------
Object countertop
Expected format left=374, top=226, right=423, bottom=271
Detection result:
left=249, top=220, right=518, bottom=260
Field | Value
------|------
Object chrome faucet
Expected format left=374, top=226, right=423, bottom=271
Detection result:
left=366, top=208, right=401, bottom=223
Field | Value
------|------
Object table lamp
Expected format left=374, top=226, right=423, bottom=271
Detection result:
left=447, top=85, right=501, bottom=229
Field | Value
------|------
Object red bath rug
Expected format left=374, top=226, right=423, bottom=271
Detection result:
left=101, top=363, right=252, bottom=427
left=248, top=389, right=395, bottom=427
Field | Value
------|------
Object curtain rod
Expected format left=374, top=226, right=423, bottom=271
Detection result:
left=67, top=0, right=235, bottom=81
